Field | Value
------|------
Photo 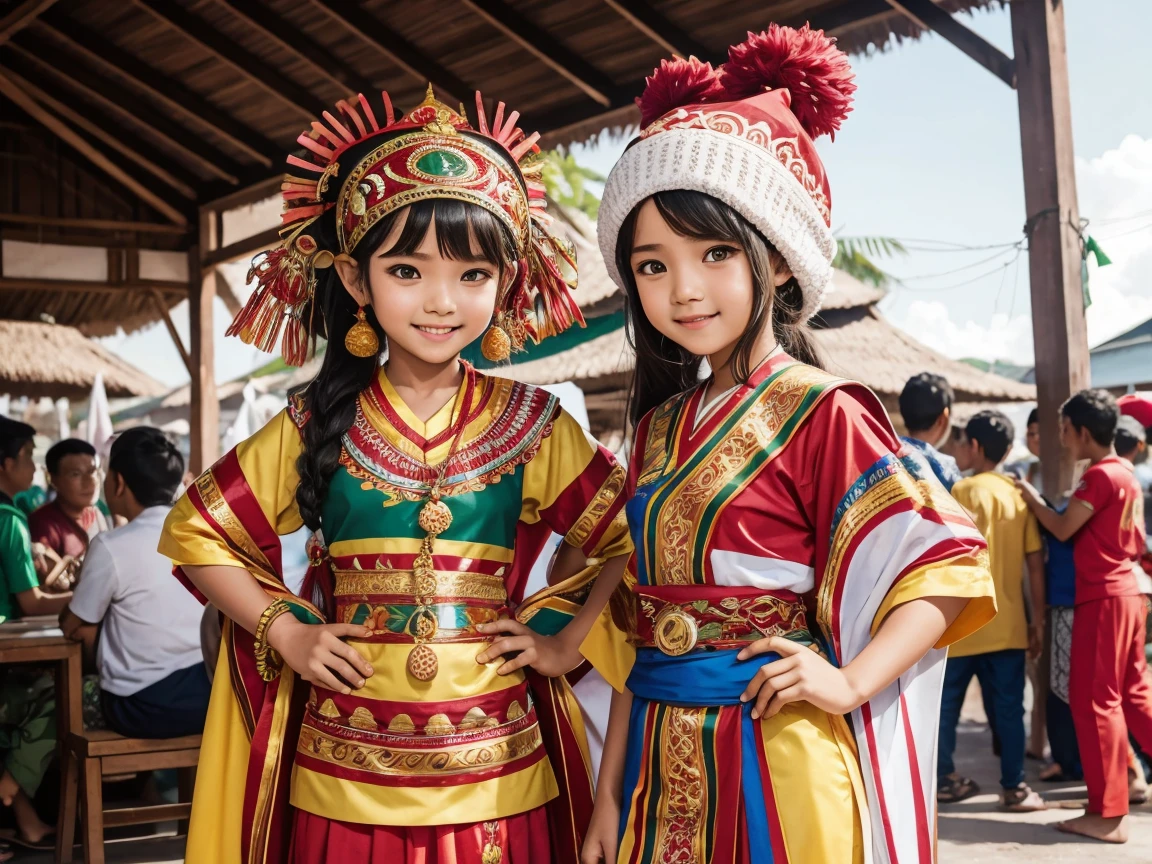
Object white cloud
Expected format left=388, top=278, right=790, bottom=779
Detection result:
left=1078, top=134, right=1152, bottom=347
left=888, top=134, right=1152, bottom=362
left=897, top=300, right=1035, bottom=364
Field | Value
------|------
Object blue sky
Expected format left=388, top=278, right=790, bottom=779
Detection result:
left=102, top=0, right=1152, bottom=386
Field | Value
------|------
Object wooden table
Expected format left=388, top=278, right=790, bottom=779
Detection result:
left=0, top=615, right=83, bottom=861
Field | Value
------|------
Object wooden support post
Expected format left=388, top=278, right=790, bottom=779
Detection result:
left=189, top=209, right=219, bottom=474
left=151, top=289, right=192, bottom=377
left=1011, top=0, right=1087, bottom=498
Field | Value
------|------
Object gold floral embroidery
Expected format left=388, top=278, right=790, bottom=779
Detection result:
left=653, top=706, right=708, bottom=862
left=317, top=699, right=340, bottom=719
left=459, top=707, right=500, bottom=730
left=655, top=366, right=832, bottom=585
left=637, top=398, right=680, bottom=488
left=564, top=463, right=626, bottom=549
left=333, top=568, right=508, bottom=603
left=297, top=721, right=543, bottom=777
left=505, top=700, right=525, bottom=722
left=481, top=820, right=503, bottom=864
left=387, top=714, right=416, bottom=734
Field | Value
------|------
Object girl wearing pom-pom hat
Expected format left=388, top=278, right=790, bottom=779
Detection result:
left=584, top=26, right=997, bottom=864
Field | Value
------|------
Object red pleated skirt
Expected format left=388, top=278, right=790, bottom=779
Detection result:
left=290, top=804, right=552, bottom=863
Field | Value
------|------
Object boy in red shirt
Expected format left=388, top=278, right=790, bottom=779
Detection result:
left=1018, top=389, right=1151, bottom=843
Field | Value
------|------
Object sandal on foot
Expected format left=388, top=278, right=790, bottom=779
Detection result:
left=937, top=775, right=980, bottom=803
left=1002, top=784, right=1046, bottom=812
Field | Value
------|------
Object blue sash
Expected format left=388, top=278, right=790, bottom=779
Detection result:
left=620, top=648, right=783, bottom=862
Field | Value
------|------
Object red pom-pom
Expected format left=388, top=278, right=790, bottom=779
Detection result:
left=636, top=56, right=727, bottom=128
left=721, top=24, right=856, bottom=140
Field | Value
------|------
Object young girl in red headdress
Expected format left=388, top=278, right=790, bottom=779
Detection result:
left=582, top=27, right=997, bottom=864
left=160, top=87, right=633, bottom=864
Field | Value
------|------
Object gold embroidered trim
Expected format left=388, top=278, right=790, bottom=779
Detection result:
left=297, top=721, right=543, bottom=777
left=817, top=467, right=974, bottom=635
left=653, top=706, right=708, bottom=860
left=194, top=470, right=273, bottom=577
left=333, top=568, right=508, bottom=603
left=564, top=463, right=626, bottom=549
left=654, top=366, right=831, bottom=585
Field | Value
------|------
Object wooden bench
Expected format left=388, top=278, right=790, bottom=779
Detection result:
left=59, top=730, right=201, bottom=864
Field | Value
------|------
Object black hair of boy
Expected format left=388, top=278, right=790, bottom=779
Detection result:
left=0, top=415, right=36, bottom=466
left=964, top=410, right=1016, bottom=465
left=1060, top=389, right=1119, bottom=448
left=108, top=427, right=185, bottom=507
left=1115, top=415, right=1146, bottom=460
left=1027, top=407, right=1039, bottom=427
left=898, top=373, right=955, bottom=434
left=45, top=438, right=97, bottom=476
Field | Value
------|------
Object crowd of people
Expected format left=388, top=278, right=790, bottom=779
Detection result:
left=1, top=374, right=1148, bottom=857
left=897, top=373, right=1152, bottom=842
left=0, top=419, right=210, bottom=858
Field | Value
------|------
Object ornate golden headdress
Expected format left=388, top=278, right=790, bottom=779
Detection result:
left=227, top=86, right=584, bottom=364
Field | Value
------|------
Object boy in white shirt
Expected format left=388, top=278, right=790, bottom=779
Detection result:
left=60, top=427, right=209, bottom=738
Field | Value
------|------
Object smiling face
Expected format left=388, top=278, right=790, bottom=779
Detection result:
left=334, top=205, right=504, bottom=367
left=627, top=198, right=791, bottom=369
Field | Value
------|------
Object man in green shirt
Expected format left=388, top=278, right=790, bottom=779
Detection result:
left=0, top=417, right=71, bottom=622
left=0, top=415, right=68, bottom=849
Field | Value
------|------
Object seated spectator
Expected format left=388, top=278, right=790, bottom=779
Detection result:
left=59, top=427, right=210, bottom=739
left=898, top=372, right=962, bottom=490
left=29, top=438, right=108, bottom=590
left=0, top=416, right=67, bottom=850
left=937, top=410, right=1046, bottom=811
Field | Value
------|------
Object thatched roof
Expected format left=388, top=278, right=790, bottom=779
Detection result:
left=491, top=269, right=1035, bottom=406
left=0, top=320, right=166, bottom=401
left=1, top=0, right=1000, bottom=335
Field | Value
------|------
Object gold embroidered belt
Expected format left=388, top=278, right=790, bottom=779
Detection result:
left=634, top=588, right=813, bottom=656
left=298, top=709, right=543, bottom=778
left=335, top=568, right=507, bottom=645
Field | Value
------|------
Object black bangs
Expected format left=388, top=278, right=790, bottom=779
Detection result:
left=380, top=199, right=516, bottom=267
left=650, top=190, right=746, bottom=244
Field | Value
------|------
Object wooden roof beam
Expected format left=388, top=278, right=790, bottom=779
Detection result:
left=213, top=0, right=375, bottom=98
left=0, top=277, right=188, bottom=296
left=459, top=0, right=615, bottom=107
left=0, top=59, right=200, bottom=197
left=0, top=213, right=188, bottom=235
left=133, top=0, right=328, bottom=119
left=38, top=12, right=277, bottom=167
left=886, top=0, right=1016, bottom=87
left=306, top=0, right=472, bottom=105
left=600, top=0, right=709, bottom=58
left=8, top=37, right=246, bottom=185
left=0, top=0, right=55, bottom=46
left=0, top=69, right=188, bottom=225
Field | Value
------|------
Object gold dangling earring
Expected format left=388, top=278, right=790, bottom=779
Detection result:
left=480, top=314, right=511, bottom=362
left=345, top=306, right=380, bottom=358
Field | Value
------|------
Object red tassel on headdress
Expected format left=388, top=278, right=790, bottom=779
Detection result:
left=636, top=56, right=727, bottom=128
left=720, top=24, right=856, bottom=140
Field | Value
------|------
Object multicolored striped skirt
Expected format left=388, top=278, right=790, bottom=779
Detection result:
left=617, top=648, right=866, bottom=864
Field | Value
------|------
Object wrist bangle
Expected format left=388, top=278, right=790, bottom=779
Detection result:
left=255, top=598, right=292, bottom=682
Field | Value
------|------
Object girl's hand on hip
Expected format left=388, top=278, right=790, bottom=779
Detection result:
left=737, top=636, right=863, bottom=719
left=475, top=619, right=582, bottom=677
left=266, top=615, right=373, bottom=694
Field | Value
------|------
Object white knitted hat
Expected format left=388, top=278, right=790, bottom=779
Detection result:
left=598, top=26, right=856, bottom=323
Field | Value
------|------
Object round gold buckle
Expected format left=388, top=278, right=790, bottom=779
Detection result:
left=652, top=605, right=698, bottom=656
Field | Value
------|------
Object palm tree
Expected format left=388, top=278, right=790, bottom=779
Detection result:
left=832, top=236, right=907, bottom=288
left=540, top=151, right=606, bottom=220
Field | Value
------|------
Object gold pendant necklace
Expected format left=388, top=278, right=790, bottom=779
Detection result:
left=405, top=363, right=475, bottom=682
